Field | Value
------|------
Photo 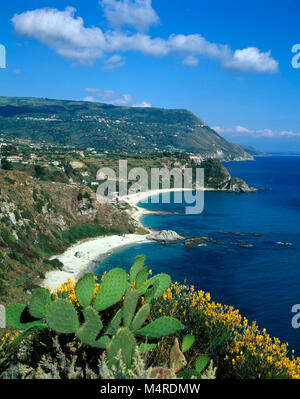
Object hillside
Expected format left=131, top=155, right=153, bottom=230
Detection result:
left=0, top=96, right=252, bottom=161
left=0, top=170, right=137, bottom=304
left=239, top=145, right=268, bottom=157
left=0, top=153, right=255, bottom=304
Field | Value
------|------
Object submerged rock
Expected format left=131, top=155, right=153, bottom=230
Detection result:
left=238, top=243, right=253, bottom=248
left=184, top=236, right=224, bottom=247
left=147, top=230, right=185, bottom=243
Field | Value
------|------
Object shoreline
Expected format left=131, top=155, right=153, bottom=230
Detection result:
left=42, top=188, right=198, bottom=291
left=41, top=185, right=258, bottom=291
left=42, top=233, right=150, bottom=291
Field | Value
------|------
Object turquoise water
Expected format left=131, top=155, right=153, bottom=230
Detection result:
left=95, top=156, right=300, bottom=353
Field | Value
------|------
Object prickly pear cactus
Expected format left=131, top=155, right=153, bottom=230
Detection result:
left=135, top=266, right=149, bottom=289
left=6, top=303, right=43, bottom=330
left=122, top=287, right=139, bottom=328
left=130, top=304, right=150, bottom=332
left=75, top=273, right=95, bottom=308
left=138, top=273, right=171, bottom=301
left=94, top=268, right=127, bottom=311
left=29, top=288, right=51, bottom=319
left=45, top=299, right=79, bottom=334
left=105, top=309, right=122, bottom=336
left=129, top=255, right=146, bottom=284
left=107, top=327, right=137, bottom=370
left=76, top=306, right=109, bottom=348
left=137, top=316, right=184, bottom=339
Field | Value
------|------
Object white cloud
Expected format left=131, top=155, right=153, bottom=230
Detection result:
left=83, top=88, right=150, bottom=107
left=11, top=6, right=279, bottom=73
left=213, top=125, right=300, bottom=139
left=83, top=96, right=97, bottom=102
left=256, top=129, right=274, bottom=137
left=132, top=101, right=152, bottom=107
left=11, top=7, right=105, bottom=63
left=280, top=130, right=300, bottom=137
left=100, top=0, right=159, bottom=31
left=235, top=125, right=254, bottom=134
left=182, top=55, right=199, bottom=67
left=212, top=126, right=232, bottom=134
left=224, top=47, right=278, bottom=73
left=103, top=54, right=126, bottom=69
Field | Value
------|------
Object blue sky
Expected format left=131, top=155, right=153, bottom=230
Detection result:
left=0, top=0, right=300, bottom=152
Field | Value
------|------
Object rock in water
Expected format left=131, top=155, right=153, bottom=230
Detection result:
left=224, top=178, right=259, bottom=193
left=147, top=230, right=185, bottom=243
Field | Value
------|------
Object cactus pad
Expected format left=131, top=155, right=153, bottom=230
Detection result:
left=76, top=306, right=104, bottom=347
left=6, top=303, right=43, bottom=330
left=130, top=303, right=150, bottom=332
left=181, top=334, right=195, bottom=353
left=46, top=299, right=79, bottom=334
left=135, top=266, right=149, bottom=289
left=75, top=273, right=95, bottom=308
left=107, top=327, right=137, bottom=369
left=122, top=287, right=139, bottom=327
left=105, top=309, right=122, bottom=336
left=29, top=288, right=51, bottom=319
left=129, top=255, right=145, bottom=283
left=94, top=268, right=127, bottom=311
left=137, top=316, right=184, bottom=338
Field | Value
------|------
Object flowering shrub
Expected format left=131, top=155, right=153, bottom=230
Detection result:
left=151, top=282, right=300, bottom=379
left=2, top=271, right=300, bottom=379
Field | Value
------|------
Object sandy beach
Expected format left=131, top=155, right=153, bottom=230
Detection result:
left=42, top=187, right=204, bottom=291
left=42, top=233, right=149, bottom=291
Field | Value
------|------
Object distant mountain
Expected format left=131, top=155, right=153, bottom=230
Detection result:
left=0, top=96, right=252, bottom=161
left=239, top=145, right=268, bottom=157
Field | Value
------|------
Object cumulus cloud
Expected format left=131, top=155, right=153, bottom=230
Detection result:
left=11, top=7, right=105, bottom=63
left=213, top=125, right=300, bottom=139
left=279, top=130, right=300, bottom=137
left=212, top=126, right=232, bottom=134
left=182, top=55, right=199, bottom=67
left=235, top=125, right=254, bottom=134
left=223, top=47, right=278, bottom=73
left=11, top=5, right=279, bottom=73
left=132, top=101, right=152, bottom=107
left=100, top=0, right=159, bottom=31
left=83, top=88, right=150, bottom=107
left=103, top=54, right=126, bottom=69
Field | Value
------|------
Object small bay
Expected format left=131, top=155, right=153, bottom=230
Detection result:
left=95, top=156, right=300, bottom=354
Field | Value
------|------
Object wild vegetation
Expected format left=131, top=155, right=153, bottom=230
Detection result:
left=1, top=255, right=299, bottom=379
left=0, top=169, right=137, bottom=305
left=0, top=96, right=252, bottom=160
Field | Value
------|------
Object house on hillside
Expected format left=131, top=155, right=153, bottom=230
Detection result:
left=6, top=156, right=23, bottom=163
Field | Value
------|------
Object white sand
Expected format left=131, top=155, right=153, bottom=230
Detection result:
left=42, top=187, right=206, bottom=291
left=42, top=234, right=149, bottom=291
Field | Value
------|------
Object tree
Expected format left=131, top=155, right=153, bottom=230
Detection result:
left=1, top=158, right=12, bottom=170
left=34, top=165, right=45, bottom=179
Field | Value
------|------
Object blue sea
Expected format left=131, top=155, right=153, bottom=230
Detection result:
left=95, top=156, right=300, bottom=353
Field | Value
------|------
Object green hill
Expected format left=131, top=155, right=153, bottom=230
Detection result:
left=239, top=145, right=268, bottom=157
left=0, top=96, right=252, bottom=161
